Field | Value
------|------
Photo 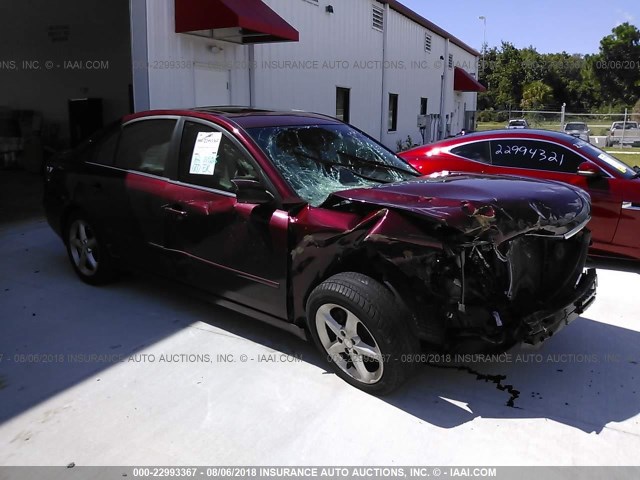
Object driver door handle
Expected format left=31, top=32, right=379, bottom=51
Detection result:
left=162, top=205, right=188, bottom=217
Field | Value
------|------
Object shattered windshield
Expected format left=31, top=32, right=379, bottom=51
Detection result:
left=247, top=124, right=419, bottom=206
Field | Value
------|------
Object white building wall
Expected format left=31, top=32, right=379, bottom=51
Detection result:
left=140, top=0, right=479, bottom=149
left=384, top=9, right=446, bottom=147
left=144, top=0, right=250, bottom=109
left=254, top=0, right=385, bottom=140
left=449, top=43, right=479, bottom=135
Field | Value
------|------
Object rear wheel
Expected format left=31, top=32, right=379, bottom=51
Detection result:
left=306, top=272, right=417, bottom=395
left=65, top=213, right=115, bottom=285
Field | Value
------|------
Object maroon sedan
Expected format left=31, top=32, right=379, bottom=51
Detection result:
left=400, top=129, right=640, bottom=260
left=44, top=110, right=596, bottom=393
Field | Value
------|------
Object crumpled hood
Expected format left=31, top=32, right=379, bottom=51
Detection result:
left=324, top=173, right=591, bottom=243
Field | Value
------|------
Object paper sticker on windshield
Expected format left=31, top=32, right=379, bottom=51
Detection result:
left=189, top=131, right=222, bottom=175
left=598, top=153, right=627, bottom=174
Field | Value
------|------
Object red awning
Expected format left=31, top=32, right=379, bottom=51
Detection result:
left=454, top=67, right=486, bottom=92
left=175, top=0, right=299, bottom=44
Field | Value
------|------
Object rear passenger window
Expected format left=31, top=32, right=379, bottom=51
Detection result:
left=178, top=121, right=258, bottom=193
left=91, top=126, right=120, bottom=166
left=115, top=119, right=177, bottom=176
left=490, top=139, right=584, bottom=174
left=450, top=141, right=492, bottom=164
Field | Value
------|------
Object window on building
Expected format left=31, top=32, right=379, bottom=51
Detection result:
left=424, top=34, right=432, bottom=52
left=178, top=121, right=258, bottom=193
left=420, top=98, right=428, bottom=115
left=489, top=139, right=584, bottom=174
left=336, top=87, right=351, bottom=123
left=388, top=94, right=398, bottom=132
left=448, top=54, right=454, bottom=69
left=372, top=5, right=384, bottom=31
left=115, top=119, right=177, bottom=176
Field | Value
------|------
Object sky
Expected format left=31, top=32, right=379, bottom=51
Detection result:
left=398, top=0, right=640, bottom=55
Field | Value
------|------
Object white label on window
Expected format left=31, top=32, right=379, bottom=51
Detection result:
left=189, top=131, right=222, bottom=175
left=598, top=152, right=628, bottom=174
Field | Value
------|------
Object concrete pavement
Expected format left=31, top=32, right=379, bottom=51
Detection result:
left=1, top=220, right=640, bottom=465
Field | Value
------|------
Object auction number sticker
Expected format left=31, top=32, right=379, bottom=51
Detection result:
left=189, top=131, right=222, bottom=175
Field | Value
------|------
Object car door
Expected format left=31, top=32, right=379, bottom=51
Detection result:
left=487, top=138, right=622, bottom=244
left=161, top=119, right=289, bottom=319
left=77, top=117, right=179, bottom=273
left=612, top=179, right=640, bottom=250
left=109, top=117, right=180, bottom=272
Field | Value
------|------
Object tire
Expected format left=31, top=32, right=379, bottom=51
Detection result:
left=65, top=212, right=115, bottom=285
left=306, top=272, right=418, bottom=395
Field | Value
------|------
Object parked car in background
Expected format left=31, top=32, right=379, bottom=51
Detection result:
left=44, top=109, right=596, bottom=394
left=606, top=121, right=640, bottom=147
left=563, top=122, right=591, bottom=143
left=400, top=129, right=640, bottom=260
left=506, top=119, right=529, bottom=129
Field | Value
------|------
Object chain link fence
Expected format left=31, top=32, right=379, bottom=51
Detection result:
left=478, top=109, right=638, bottom=137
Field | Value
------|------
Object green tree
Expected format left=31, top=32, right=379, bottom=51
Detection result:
left=479, top=42, right=526, bottom=111
left=593, top=23, right=640, bottom=105
left=542, top=53, right=584, bottom=110
left=477, top=46, right=499, bottom=112
left=493, top=42, right=526, bottom=109
left=521, top=47, right=547, bottom=86
left=632, top=98, right=640, bottom=122
left=521, top=81, right=554, bottom=110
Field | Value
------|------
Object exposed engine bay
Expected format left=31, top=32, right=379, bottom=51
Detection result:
left=381, top=229, right=596, bottom=352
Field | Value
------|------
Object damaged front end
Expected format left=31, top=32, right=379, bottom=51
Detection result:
left=397, top=231, right=597, bottom=351
left=293, top=173, right=597, bottom=353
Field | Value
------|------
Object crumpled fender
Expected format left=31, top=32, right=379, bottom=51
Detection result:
left=290, top=207, right=445, bottom=324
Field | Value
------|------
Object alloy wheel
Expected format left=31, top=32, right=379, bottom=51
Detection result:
left=68, top=219, right=100, bottom=277
left=315, top=303, right=384, bottom=384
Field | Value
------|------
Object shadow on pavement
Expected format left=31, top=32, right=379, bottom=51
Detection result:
left=0, top=222, right=318, bottom=425
left=386, top=316, right=640, bottom=433
left=1, top=221, right=639, bottom=435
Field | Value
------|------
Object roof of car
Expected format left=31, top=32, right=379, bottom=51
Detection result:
left=124, top=106, right=342, bottom=129
left=428, top=129, right=580, bottom=148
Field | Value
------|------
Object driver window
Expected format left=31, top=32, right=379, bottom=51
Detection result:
left=178, top=121, right=258, bottom=193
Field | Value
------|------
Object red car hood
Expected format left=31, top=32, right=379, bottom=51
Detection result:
left=324, top=173, right=591, bottom=243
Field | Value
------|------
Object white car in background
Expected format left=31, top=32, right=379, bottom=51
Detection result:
left=563, top=122, right=591, bottom=143
left=506, top=119, right=529, bottom=129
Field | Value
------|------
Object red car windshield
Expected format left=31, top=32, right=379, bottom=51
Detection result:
left=574, top=139, right=639, bottom=179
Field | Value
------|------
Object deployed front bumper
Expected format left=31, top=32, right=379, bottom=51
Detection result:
left=522, top=268, right=598, bottom=345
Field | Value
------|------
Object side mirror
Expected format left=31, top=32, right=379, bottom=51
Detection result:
left=231, top=178, right=275, bottom=205
left=577, top=161, right=602, bottom=178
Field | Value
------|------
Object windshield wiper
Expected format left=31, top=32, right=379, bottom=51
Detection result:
left=291, top=149, right=394, bottom=184
left=336, top=150, right=418, bottom=176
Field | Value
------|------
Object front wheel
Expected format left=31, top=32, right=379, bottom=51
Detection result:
left=306, top=272, right=418, bottom=395
left=65, top=213, right=115, bottom=285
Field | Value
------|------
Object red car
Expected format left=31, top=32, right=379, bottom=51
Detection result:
left=400, top=129, right=640, bottom=260
left=44, top=111, right=596, bottom=393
